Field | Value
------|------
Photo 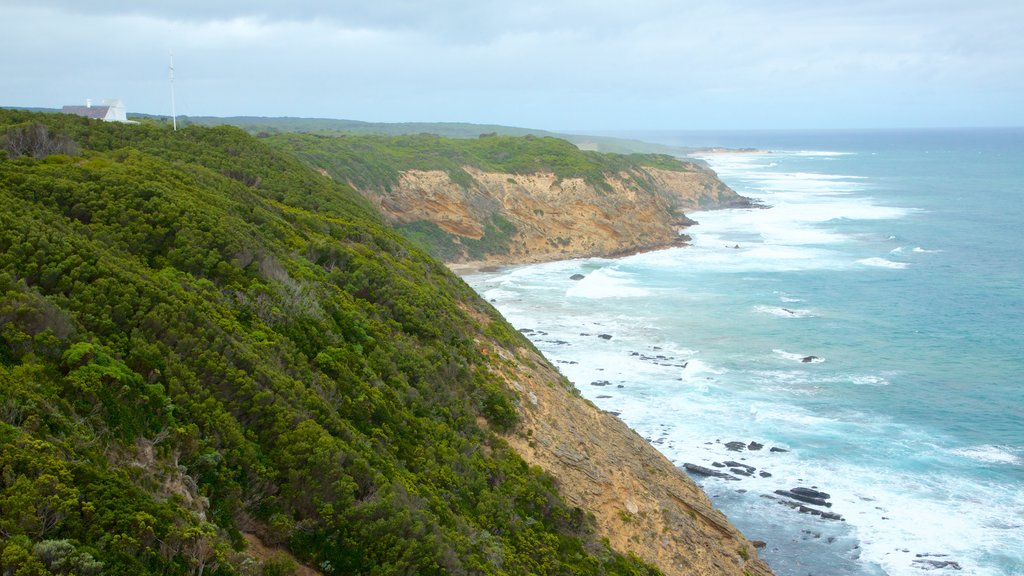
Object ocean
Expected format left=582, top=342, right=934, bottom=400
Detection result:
left=464, top=128, right=1024, bottom=576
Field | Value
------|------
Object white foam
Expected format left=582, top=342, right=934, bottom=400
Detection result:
left=755, top=305, right=816, bottom=318
left=913, top=246, right=942, bottom=253
left=790, top=150, right=856, bottom=157
left=465, top=147, right=1024, bottom=576
left=565, top=267, right=650, bottom=299
left=482, top=288, right=519, bottom=301
left=857, top=257, right=909, bottom=269
left=849, top=374, right=891, bottom=386
left=773, top=349, right=825, bottom=363
left=680, top=358, right=724, bottom=377
left=950, top=445, right=1023, bottom=466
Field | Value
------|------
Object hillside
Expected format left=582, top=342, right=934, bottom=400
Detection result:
left=0, top=110, right=771, bottom=576
left=267, top=133, right=752, bottom=265
left=175, top=115, right=699, bottom=156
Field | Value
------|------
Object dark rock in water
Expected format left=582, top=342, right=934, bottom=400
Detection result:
left=795, top=505, right=843, bottom=521
left=570, top=273, right=586, bottom=280
left=725, top=441, right=746, bottom=451
left=751, top=540, right=767, bottom=549
left=801, top=356, right=819, bottom=363
left=759, top=471, right=773, bottom=478
left=791, top=487, right=831, bottom=500
left=748, top=441, right=764, bottom=451
left=711, top=462, right=725, bottom=468
left=596, top=395, right=612, bottom=399
left=590, top=380, right=611, bottom=386
left=775, top=489, right=831, bottom=507
left=630, top=351, right=640, bottom=356
left=607, top=411, right=621, bottom=417
left=912, top=559, right=961, bottom=571
left=770, top=447, right=789, bottom=453
left=683, top=463, right=741, bottom=481
left=579, top=332, right=590, bottom=336
left=729, top=468, right=753, bottom=477
left=519, top=328, right=535, bottom=333
left=598, top=333, right=613, bottom=340
left=724, top=461, right=755, bottom=474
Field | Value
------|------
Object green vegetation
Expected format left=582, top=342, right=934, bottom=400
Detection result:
left=0, top=110, right=660, bottom=575
left=174, top=115, right=698, bottom=157
left=267, top=132, right=699, bottom=260
left=394, top=214, right=517, bottom=263
left=269, top=132, right=691, bottom=193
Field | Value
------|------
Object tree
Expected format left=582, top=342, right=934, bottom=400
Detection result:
left=2, top=124, right=78, bottom=159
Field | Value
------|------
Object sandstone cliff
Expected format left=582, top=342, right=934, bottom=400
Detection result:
left=359, top=162, right=751, bottom=266
left=474, top=323, right=773, bottom=576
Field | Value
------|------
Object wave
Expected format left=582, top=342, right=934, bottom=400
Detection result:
left=789, top=150, right=855, bottom=157
left=565, top=268, right=650, bottom=299
left=774, top=291, right=803, bottom=303
left=950, top=445, right=1022, bottom=466
left=680, top=358, right=725, bottom=378
left=773, top=349, right=825, bottom=363
left=848, top=374, right=890, bottom=386
left=482, top=288, right=520, bottom=301
left=857, top=257, right=909, bottom=269
left=893, top=246, right=942, bottom=255
left=755, top=305, right=816, bottom=318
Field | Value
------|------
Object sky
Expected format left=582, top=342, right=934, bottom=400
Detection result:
left=3, top=0, right=1022, bottom=131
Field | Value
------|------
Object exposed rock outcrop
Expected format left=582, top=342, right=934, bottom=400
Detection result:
left=358, top=163, right=753, bottom=266
left=486, top=342, right=774, bottom=576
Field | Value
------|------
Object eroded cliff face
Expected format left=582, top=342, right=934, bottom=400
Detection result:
left=477, top=332, right=773, bottom=576
left=359, top=163, right=750, bottom=265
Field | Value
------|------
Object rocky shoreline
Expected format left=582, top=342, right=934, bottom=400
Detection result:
left=504, top=315, right=968, bottom=574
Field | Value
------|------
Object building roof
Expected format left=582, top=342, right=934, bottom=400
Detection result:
left=62, top=105, right=111, bottom=119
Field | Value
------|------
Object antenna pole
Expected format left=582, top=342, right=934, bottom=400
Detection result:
left=169, top=51, right=177, bottom=131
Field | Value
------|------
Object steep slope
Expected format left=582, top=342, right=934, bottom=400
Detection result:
left=0, top=110, right=770, bottom=576
left=269, top=133, right=752, bottom=266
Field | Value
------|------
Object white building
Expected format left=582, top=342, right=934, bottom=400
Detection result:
left=61, top=99, right=132, bottom=123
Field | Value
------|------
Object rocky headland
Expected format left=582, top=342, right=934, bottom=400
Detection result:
left=269, top=132, right=755, bottom=268
left=374, top=163, right=752, bottom=268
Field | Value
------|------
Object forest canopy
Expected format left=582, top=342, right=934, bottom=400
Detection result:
left=0, top=110, right=659, bottom=575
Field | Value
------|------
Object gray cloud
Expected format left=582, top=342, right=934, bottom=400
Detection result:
left=3, top=0, right=1022, bottom=129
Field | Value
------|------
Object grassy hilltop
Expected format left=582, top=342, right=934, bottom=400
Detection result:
left=0, top=110, right=661, bottom=575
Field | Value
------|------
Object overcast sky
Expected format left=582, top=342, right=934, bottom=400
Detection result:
left=3, top=0, right=1022, bottom=130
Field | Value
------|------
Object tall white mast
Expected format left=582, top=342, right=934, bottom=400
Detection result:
left=169, top=51, right=177, bottom=131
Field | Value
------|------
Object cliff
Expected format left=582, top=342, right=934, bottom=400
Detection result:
left=487, top=341, right=774, bottom=576
left=268, top=133, right=752, bottom=266
left=380, top=164, right=748, bottom=266
left=0, top=111, right=771, bottom=575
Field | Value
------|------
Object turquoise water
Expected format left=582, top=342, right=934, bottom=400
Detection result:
left=465, top=129, right=1024, bottom=576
